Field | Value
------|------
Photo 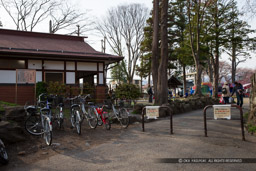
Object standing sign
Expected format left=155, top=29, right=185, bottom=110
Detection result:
left=213, top=105, right=231, bottom=120
left=146, top=106, right=160, bottom=119
left=16, top=69, right=36, bottom=104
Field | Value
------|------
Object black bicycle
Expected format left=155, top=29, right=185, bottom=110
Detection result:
left=0, top=119, right=8, bottom=165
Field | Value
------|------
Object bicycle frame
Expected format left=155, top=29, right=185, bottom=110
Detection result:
left=95, top=106, right=109, bottom=124
left=40, top=97, right=53, bottom=133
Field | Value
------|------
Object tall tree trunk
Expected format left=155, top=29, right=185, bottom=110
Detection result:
left=212, top=2, right=219, bottom=98
left=194, top=63, right=203, bottom=96
left=148, top=70, right=151, bottom=87
left=231, top=43, right=236, bottom=83
left=156, top=0, right=168, bottom=105
left=183, top=64, right=187, bottom=96
left=152, top=0, right=160, bottom=104
left=207, top=59, right=213, bottom=83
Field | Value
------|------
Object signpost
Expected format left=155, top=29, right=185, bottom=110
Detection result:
left=15, top=69, right=36, bottom=104
left=203, top=104, right=245, bottom=141
left=146, top=106, right=160, bottom=119
left=213, top=105, right=231, bottom=120
left=142, top=106, right=173, bottom=134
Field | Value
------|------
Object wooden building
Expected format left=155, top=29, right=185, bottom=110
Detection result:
left=0, top=29, right=123, bottom=104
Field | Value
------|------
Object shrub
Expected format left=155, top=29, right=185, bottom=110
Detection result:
left=82, top=82, right=95, bottom=96
left=36, top=82, right=47, bottom=97
left=115, top=83, right=140, bottom=101
left=47, top=81, right=66, bottom=96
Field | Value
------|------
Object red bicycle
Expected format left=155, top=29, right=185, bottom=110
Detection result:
left=87, top=102, right=111, bottom=130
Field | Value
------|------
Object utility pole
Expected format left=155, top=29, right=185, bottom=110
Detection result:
left=49, top=20, right=53, bottom=34
left=77, top=25, right=80, bottom=36
left=101, top=36, right=106, bottom=53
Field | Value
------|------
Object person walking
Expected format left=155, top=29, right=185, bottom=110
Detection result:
left=231, top=82, right=244, bottom=107
left=222, top=82, right=231, bottom=104
left=147, top=86, right=153, bottom=103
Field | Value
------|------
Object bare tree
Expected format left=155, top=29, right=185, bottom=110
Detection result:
left=243, top=0, right=256, bottom=18
left=0, top=0, right=92, bottom=34
left=96, top=4, right=149, bottom=84
left=219, top=61, right=232, bottom=83
left=50, top=3, right=94, bottom=35
left=236, top=67, right=256, bottom=84
left=1, top=0, right=58, bottom=31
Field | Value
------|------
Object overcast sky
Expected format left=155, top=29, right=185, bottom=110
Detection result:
left=0, top=0, right=255, bottom=69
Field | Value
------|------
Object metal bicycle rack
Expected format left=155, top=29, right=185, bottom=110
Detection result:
left=203, top=104, right=245, bottom=141
left=141, top=106, right=173, bottom=134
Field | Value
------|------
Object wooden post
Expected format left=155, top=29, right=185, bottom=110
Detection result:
left=15, top=70, right=18, bottom=104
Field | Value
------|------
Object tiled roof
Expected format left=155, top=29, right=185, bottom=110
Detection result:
left=0, top=29, right=123, bottom=62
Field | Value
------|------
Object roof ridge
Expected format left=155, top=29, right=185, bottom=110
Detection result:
left=0, top=28, right=87, bottom=41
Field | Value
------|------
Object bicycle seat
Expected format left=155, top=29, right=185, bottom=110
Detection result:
left=25, top=106, right=37, bottom=114
left=58, top=103, right=64, bottom=107
left=105, top=105, right=112, bottom=110
left=88, top=102, right=94, bottom=105
left=41, top=108, right=50, bottom=113
left=71, top=104, right=79, bottom=108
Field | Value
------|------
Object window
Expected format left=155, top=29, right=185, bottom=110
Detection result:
left=45, top=72, right=63, bottom=83
left=135, top=80, right=139, bottom=85
left=0, top=59, right=25, bottom=69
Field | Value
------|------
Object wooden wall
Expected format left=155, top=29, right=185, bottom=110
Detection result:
left=0, top=84, right=35, bottom=105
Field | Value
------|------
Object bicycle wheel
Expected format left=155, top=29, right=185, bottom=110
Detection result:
left=75, top=110, right=82, bottom=135
left=44, top=119, right=52, bottom=146
left=25, top=115, right=44, bottom=136
left=70, top=108, right=76, bottom=128
left=119, top=108, right=129, bottom=128
left=96, top=108, right=103, bottom=126
left=105, top=118, right=111, bottom=130
left=0, top=140, right=8, bottom=165
left=101, top=106, right=111, bottom=130
left=88, top=107, right=98, bottom=129
left=55, top=106, right=64, bottom=129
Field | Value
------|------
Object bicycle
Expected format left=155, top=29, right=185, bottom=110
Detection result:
left=87, top=102, right=111, bottom=130
left=0, top=119, right=8, bottom=165
left=52, top=95, right=64, bottom=129
left=25, top=93, right=53, bottom=146
left=79, top=95, right=98, bottom=129
left=66, top=96, right=82, bottom=135
left=104, top=99, right=129, bottom=128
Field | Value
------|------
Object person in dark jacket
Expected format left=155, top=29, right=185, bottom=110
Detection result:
left=231, top=82, right=244, bottom=107
left=147, top=86, right=153, bottom=103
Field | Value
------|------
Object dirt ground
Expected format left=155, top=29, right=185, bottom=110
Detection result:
left=3, top=97, right=251, bottom=169
left=4, top=117, right=137, bottom=169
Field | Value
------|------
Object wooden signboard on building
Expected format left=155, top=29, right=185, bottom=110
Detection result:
left=213, top=105, right=231, bottom=120
left=16, top=69, right=36, bottom=104
left=16, top=69, right=36, bottom=84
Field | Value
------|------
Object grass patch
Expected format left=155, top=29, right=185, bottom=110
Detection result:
left=247, top=123, right=256, bottom=135
left=243, top=112, right=249, bottom=122
left=0, top=101, right=18, bottom=111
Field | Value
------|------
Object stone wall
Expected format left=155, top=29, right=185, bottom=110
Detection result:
left=249, top=73, right=256, bottom=125
left=133, top=97, right=220, bottom=116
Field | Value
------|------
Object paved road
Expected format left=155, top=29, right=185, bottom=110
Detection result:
left=4, top=104, right=256, bottom=171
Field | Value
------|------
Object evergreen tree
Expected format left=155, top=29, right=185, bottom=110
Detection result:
left=223, top=0, right=256, bottom=83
